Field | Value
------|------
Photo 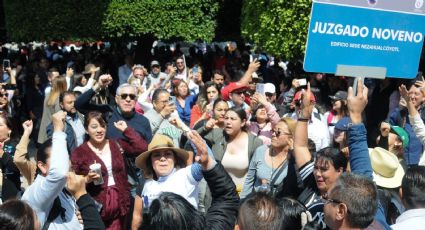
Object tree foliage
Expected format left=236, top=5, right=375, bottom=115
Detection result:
left=241, top=0, right=312, bottom=61
left=3, top=0, right=219, bottom=42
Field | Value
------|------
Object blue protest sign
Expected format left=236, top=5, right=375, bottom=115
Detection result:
left=304, top=0, right=425, bottom=79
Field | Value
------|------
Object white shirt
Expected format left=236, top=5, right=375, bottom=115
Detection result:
left=66, top=76, right=72, bottom=90
left=142, top=166, right=199, bottom=208
left=97, top=150, right=115, bottom=186
left=392, top=209, right=425, bottom=230
left=22, top=132, right=81, bottom=229
left=286, top=109, right=330, bottom=151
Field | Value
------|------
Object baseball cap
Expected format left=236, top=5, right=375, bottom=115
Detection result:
left=150, top=60, right=160, bottom=67
left=335, top=117, right=351, bottom=131
left=329, top=91, right=348, bottom=101
left=390, top=126, right=409, bottom=147
left=221, top=82, right=250, bottom=101
left=264, top=83, right=276, bottom=94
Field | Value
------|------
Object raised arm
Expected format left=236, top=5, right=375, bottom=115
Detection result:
left=346, top=79, right=373, bottom=178
left=188, top=131, right=239, bottom=230
left=293, top=84, right=314, bottom=169
left=238, top=60, right=260, bottom=86
left=22, top=111, right=70, bottom=217
left=13, top=120, right=36, bottom=184
left=114, top=121, right=148, bottom=154
left=75, top=74, right=113, bottom=114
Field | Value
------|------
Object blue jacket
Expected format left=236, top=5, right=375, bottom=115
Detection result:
left=173, top=94, right=198, bottom=125
left=389, top=107, right=422, bottom=165
left=348, top=124, right=391, bottom=230
left=46, top=121, right=78, bottom=153
left=75, top=88, right=153, bottom=143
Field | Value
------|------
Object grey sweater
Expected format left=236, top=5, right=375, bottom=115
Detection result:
left=194, top=127, right=263, bottom=162
left=144, top=109, right=183, bottom=147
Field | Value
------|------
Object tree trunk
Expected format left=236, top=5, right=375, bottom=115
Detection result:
left=135, top=33, right=156, bottom=67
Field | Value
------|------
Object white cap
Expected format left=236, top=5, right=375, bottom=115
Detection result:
left=264, top=83, right=276, bottom=94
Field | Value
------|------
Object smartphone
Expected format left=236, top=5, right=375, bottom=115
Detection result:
left=2, top=59, right=10, bottom=69
left=256, top=83, right=265, bottom=95
left=296, top=79, right=307, bottom=86
left=352, top=77, right=364, bottom=96
left=192, top=67, right=198, bottom=75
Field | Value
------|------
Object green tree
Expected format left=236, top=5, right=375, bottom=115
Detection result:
left=241, top=0, right=312, bottom=61
left=4, top=0, right=219, bottom=64
left=4, top=0, right=218, bottom=42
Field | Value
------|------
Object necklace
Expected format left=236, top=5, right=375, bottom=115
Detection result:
left=89, top=141, right=107, bottom=155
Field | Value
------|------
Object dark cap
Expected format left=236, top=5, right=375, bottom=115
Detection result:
left=329, top=91, right=348, bottom=101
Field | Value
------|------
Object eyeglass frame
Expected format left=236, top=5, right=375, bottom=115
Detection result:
left=271, top=129, right=291, bottom=137
left=321, top=193, right=350, bottom=213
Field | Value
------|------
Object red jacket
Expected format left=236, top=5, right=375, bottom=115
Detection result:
left=71, top=127, right=147, bottom=217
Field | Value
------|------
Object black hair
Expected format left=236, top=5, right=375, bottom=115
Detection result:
left=226, top=106, right=248, bottom=132
left=237, top=192, right=282, bottom=230
left=152, top=88, right=170, bottom=103
left=401, top=166, right=425, bottom=209
left=146, top=192, right=205, bottom=230
left=315, top=147, right=348, bottom=172
left=196, top=81, right=220, bottom=110
left=0, top=199, right=35, bottom=230
left=213, top=98, right=227, bottom=109
left=279, top=197, right=307, bottom=229
left=72, top=74, right=86, bottom=88
left=36, top=139, right=52, bottom=165
left=59, top=91, right=75, bottom=103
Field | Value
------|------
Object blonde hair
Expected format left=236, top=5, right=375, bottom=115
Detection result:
left=279, top=117, right=297, bottom=136
left=47, top=76, right=67, bottom=106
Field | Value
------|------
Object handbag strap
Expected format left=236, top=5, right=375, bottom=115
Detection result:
left=270, top=160, right=288, bottom=188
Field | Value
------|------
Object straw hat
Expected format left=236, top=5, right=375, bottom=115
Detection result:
left=369, top=147, right=405, bottom=188
left=82, top=64, right=99, bottom=74
left=135, top=134, right=191, bottom=178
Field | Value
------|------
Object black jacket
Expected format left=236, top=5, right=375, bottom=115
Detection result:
left=203, top=163, right=240, bottom=230
left=76, top=194, right=105, bottom=230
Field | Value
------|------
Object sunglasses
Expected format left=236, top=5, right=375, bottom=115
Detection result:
left=119, top=94, right=136, bottom=100
left=232, top=91, right=245, bottom=95
left=265, top=92, right=274, bottom=97
left=0, top=93, right=8, bottom=98
left=272, top=129, right=291, bottom=137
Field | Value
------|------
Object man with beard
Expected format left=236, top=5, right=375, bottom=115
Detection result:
left=46, top=91, right=85, bottom=153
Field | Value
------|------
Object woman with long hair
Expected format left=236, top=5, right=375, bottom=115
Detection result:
left=37, top=76, right=67, bottom=144
left=0, top=113, right=21, bottom=201
left=71, top=111, right=147, bottom=230
left=73, top=73, right=95, bottom=94
left=195, top=107, right=263, bottom=193
left=324, top=91, right=349, bottom=144
left=173, top=80, right=198, bottom=126
left=190, top=81, right=220, bottom=128
left=240, top=118, right=297, bottom=198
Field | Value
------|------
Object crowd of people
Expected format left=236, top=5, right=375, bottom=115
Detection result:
left=0, top=42, right=424, bottom=230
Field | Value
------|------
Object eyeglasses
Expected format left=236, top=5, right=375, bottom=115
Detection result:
left=119, top=94, right=136, bottom=100
left=0, top=93, right=8, bottom=98
left=272, top=129, right=291, bottom=137
left=321, top=193, right=343, bottom=205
